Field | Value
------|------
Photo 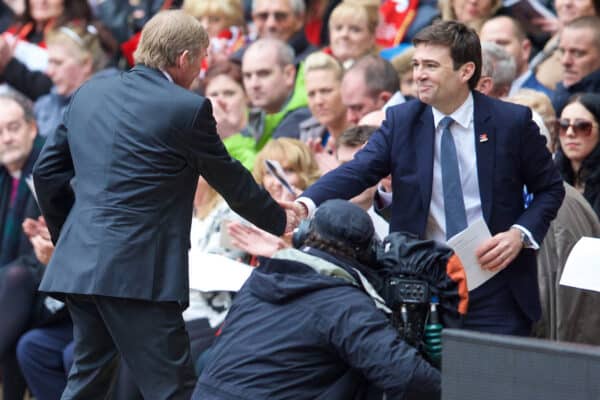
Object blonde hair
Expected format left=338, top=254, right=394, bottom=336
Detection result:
left=330, top=1, right=378, bottom=34
left=46, top=24, right=107, bottom=72
left=134, top=10, right=209, bottom=69
left=183, top=0, right=245, bottom=28
left=439, top=0, right=502, bottom=32
left=391, top=46, right=415, bottom=76
left=253, top=138, right=321, bottom=190
left=304, top=52, right=344, bottom=82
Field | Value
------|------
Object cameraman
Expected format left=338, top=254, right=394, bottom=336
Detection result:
left=192, top=200, right=440, bottom=400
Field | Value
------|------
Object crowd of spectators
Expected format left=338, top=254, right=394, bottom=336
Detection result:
left=2, top=0, right=600, bottom=398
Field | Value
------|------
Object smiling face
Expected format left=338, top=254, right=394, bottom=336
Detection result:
left=412, top=43, right=474, bottom=114
left=305, top=68, right=347, bottom=129
left=559, top=101, right=599, bottom=168
left=329, top=13, right=374, bottom=63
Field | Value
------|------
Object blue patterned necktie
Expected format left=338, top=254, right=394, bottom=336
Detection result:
left=440, top=116, right=468, bottom=239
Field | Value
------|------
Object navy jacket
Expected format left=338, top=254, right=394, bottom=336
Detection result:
left=196, top=248, right=440, bottom=400
left=302, top=92, right=565, bottom=322
left=552, top=68, right=600, bottom=116
left=33, top=65, right=286, bottom=305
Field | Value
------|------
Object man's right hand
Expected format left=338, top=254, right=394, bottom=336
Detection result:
left=278, top=200, right=308, bottom=234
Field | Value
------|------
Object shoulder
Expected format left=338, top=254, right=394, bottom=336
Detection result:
left=474, top=91, right=531, bottom=120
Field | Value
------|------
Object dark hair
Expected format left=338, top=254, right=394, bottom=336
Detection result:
left=349, top=54, right=400, bottom=97
left=412, top=20, right=482, bottom=90
left=555, top=92, right=600, bottom=189
left=204, top=61, right=244, bottom=90
left=337, top=125, right=378, bottom=149
left=21, top=0, right=92, bottom=30
left=304, top=231, right=373, bottom=266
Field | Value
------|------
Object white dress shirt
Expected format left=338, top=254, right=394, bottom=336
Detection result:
left=426, top=93, right=482, bottom=242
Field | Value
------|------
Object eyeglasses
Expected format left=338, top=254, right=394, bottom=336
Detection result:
left=557, top=118, right=596, bottom=137
left=253, top=11, right=290, bottom=22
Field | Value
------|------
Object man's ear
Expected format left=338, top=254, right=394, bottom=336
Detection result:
left=177, top=50, right=190, bottom=69
left=476, top=76, right=493, bottom=96
left=377, top=91, right=393, bottom=107
left=460, top=61, right=476, bottom=84
left=522, top=39, right=532, bottom=63
left=283, top=63, right=296, bottom=89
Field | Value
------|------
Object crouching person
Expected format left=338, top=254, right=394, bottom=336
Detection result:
left=192, top=199, right=440, bottom=400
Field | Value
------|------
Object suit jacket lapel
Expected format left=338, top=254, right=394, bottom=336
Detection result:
left=416, top=106, right=435, bottom=212
left=473, top=93, right=495, bottom=223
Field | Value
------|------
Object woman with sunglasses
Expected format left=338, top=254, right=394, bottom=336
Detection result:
left=555, top=93, right=600, bottom=217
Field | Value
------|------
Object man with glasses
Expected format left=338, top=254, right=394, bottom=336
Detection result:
left=553, top=16, right=600, bottom=115
left=233, top=0, right=316, bottom=65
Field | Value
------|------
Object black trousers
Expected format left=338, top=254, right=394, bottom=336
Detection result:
left=62, top=294, right=196, bottom=400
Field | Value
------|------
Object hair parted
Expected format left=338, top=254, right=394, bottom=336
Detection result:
left=481, top=41, right=516, bottom=88
left=134, top=10, right=209, bottom=69
left=413, top=20, right=482, bottom=90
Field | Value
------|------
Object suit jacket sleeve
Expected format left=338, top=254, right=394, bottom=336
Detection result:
left=301, top=109, right=395, bottom=205
left=515, top=108, right=565, bottom=243
left=32, top=115, right=75, bottom=244
left=177, top=99, right=286, bottom=236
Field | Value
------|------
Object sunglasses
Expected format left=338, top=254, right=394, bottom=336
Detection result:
left=253, top=11, right=290, bottom=22
left=557, top=118, right=595, bottom=137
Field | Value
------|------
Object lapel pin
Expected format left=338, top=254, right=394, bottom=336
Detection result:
left=479, top=133, right=488, bottom=143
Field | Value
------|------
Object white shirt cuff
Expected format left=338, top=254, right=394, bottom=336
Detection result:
left=511, top=224, right=539, bottom=249
left=376, top=185, right=393, bottom=208
left=296, top=197, right=316, bottom=218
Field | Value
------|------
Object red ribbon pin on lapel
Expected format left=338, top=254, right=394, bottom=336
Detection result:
left=479, top=133, right=488, bottom=142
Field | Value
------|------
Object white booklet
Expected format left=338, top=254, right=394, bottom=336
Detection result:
left=188, top=250, right=253, bottom=292
left=447, top=218, right=496, bottom=291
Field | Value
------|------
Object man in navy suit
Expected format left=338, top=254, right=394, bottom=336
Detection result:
left=292, top=21, right=565, bottom=336
left=33, top=10, right=295, bottom=399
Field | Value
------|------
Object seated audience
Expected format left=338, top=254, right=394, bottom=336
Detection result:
left=242, top=38, right=311, bottom=149
left=480, top=16, right=553, bottom=97
left=0, top=89, right=44, bottom=400
left=552, top=16, right=600, bottom=115
left=193, top=200, right=440, bottom=400
left=555, top=93, right=600, bottom=217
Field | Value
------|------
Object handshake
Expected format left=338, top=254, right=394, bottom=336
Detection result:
left=279, top=200, right=309, bottom=234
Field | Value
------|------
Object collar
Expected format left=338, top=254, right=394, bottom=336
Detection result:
left=432, top=91, right=474, bottom=129
left=383, top=91, right=406, bottom=111
left=160, top=69, right=174, bottom=83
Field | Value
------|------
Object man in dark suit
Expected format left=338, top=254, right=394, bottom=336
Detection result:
left=292, top=21, right=565, bottom=336
left=33, top=10, right=293, bottom=399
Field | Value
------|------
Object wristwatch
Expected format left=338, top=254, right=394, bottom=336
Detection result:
left=519, top=229, right=534, bottom=248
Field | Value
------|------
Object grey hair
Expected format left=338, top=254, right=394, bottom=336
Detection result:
left=347, top=54, right=400, bottom=97
left=0, top=88, right=35, bottom=123
left=481, top=41, right=517, bottom=88
left=245, top=38, right=295, bottom=66
left=252, top=0, right=306, bottom=15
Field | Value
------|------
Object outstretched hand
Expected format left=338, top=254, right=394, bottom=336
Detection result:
left=227, top=221, right=289, bottom=257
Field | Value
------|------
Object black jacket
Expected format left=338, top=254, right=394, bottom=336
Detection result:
left=196, top=247, right=440, bottom=400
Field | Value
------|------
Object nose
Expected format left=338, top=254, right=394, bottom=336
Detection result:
left=561, top=51, right=573, bottom=67
left=265, top=14, right=279, bottom=30
left=346, top=109, right=359, bottom=124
